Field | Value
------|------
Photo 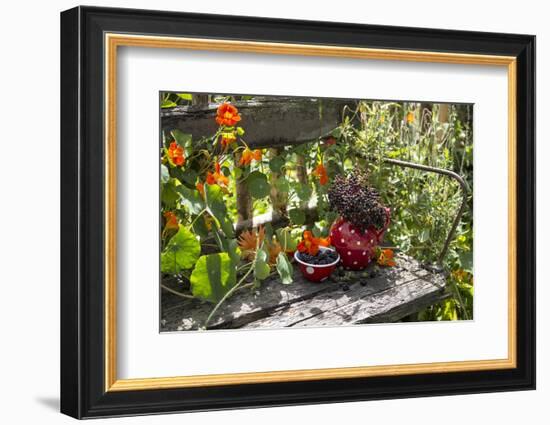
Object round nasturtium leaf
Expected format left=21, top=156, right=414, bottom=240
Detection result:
left=274, top=177, right=290, bottom=193
left=269, top=156, right=285, bottom=173
left=190, top=253, right=236, bottom=303
left=254, top=249, right=271, bottom=281
left=288, top=208, right=306, bottom=225
left=247, top=171, right=270, bottom=198
left=160, top=225, right=201, bottom=274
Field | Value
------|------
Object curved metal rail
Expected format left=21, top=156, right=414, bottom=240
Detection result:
left=381, top=157, right=470, bottom=271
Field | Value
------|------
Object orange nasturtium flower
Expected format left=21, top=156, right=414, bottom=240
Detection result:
left=313, top=162, right=329, bottom=185
left=216, top=103, right=241, bottom=127
left=377, top=248, right=396, bottom=267
left=406, top=111, right=415, bottom=124
left=167, top=141, right=185, bottom=166
left=297, top=230, right=331, bottom=256
left=163, top=211, right=179, bottom=231
left=206, top=162, right=230, bottom=187
left=239, top=148, right=262, bottom=166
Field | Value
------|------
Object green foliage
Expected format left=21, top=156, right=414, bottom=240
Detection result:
left=275, top=252, right=293, bottom=285
left=177, top=185, right=204, bottom=215
left=254, top=247, right=271, bottom=281
left=159, top=94, right=474, bottom=324
left=190, top=253, right=236, bottom=303
left=288, top=208, right=306, bottom=225
left=275, top=227, right=300, bottom=252
left=205, top=184, right=234, bottom=238
left=161, top=225, right=200, bottom=274
left=247, top=171, right=270, bottom=198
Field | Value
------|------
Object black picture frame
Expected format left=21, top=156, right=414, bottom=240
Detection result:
left=60, top=5, right=536, bottom=419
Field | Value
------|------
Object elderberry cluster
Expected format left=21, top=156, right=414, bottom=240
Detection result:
left=327, top=171, right=387, bottom=232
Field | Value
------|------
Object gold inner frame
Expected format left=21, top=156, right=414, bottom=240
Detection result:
left=104, top=33, right=517, bottom=392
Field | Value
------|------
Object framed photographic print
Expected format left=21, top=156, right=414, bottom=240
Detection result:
left=60, top=5, right=536, bottom=419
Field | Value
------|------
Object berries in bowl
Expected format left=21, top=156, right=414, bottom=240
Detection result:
left=294, top=231, right=340, bottom=282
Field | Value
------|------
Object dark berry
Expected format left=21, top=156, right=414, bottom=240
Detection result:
left=327, top=171, right=387, bottom=232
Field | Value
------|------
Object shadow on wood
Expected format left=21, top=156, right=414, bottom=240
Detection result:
left=161, top=253, right=449, bottom=331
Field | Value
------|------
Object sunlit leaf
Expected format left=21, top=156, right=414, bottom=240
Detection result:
left=176, top=93, right=193, bottom=100
left=254, top=248, right=271, bottom=281
left=275, top=228, right=299, bottom=252
left=205, top=184, right=234, bottom=237
left=160, top=164, right=170, bottom=184
left=276, top=252, right=293, bottom=285
left=171, top=129, right=192, bottom=147
left=161, top=99, right=177, bottom=108
left=176, top=185, right=204, bottom=215
left=190, top=253, right=236, bottom=303
left=161, top=180, right=180, bottom=208
left=161, top=225, right=200, bottom=273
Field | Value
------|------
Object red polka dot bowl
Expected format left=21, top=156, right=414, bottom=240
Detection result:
left=294, top=247, right=340, bottom=283
left=329, top=211, right=390, bottom=270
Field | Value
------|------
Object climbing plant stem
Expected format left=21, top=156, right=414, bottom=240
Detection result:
left=204, top=263, right=254, bottom=329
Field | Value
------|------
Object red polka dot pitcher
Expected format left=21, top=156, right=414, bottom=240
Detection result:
left=329, top=208, right=391, bottom=270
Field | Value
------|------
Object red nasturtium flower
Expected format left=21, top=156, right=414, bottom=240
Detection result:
left=206, top=162, right=230, bottom=187
left=163, top=211, right=179, bottom=231
left=216, top=103, right=241, bottom=127
left=239, top=148, right=262, bottom=166
left=313, top=162, right=329, bottom=185
left=377, top=248, right=396, bottom=267
left=167, top=141, right=185, bottom=166
left=297, top=230, right=331, bottom=256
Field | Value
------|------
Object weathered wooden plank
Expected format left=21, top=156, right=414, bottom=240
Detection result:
left=294, top=273, right=446, bottom=327
left=161, top=253, right=444, bottom=331
left=243, top=267, right=431, bottom=329
left=161, top=97, right=355, bottom=148
left=161, top=271, right=335, bottom=331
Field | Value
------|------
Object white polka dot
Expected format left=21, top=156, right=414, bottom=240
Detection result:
left=351, top=229, right=355, bottom=234
left=353, top=261, right=357, bottom=265
left=341, top=238, right=345, bottom=243
left=306, top=266, right=314, bottom=275
left=339, top=227, right=342, bottom=231
left=356, top=241, right=361, bottom=246
left=362, top=251, right=367, bottom=255
left=347, top=251, right=351, bottom=255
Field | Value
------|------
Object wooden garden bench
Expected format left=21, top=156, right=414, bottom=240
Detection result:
left=161, top=253, right=449, bottom=331
left=160, top=96, right=465, bottom=331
